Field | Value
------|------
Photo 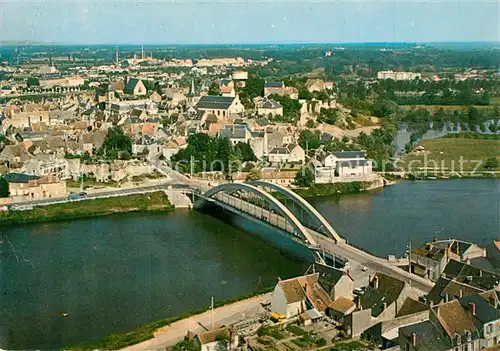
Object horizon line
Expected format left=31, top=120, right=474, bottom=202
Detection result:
left=1, top=40, right=499, bottom=47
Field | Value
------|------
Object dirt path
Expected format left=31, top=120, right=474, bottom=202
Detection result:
left=121, top=293, right=271, bottom=351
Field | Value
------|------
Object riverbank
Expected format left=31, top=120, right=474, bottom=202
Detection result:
left=67, top=287, right=273, bottom=351
left=0, top=191, right=175, bottom=226
left=293, top=181, right=373, bottom=198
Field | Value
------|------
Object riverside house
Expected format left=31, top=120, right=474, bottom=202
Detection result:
left=3, top=173, right=67, bottom=201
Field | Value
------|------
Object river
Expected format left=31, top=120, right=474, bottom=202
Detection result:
left=309, top=179, right=499, bottom=257
left=0, top=179, right=498, bottom=349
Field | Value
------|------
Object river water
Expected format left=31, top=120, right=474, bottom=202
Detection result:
left=0, top=179, right=498, bottom=349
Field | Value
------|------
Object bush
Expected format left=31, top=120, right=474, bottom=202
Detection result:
left=257, top=326, right=284, bottom=340
left=286, top=324, right=308, bottom=336
left=0, top=177, right=9, bottom=197
left=316, top=338, right=327, bottom=347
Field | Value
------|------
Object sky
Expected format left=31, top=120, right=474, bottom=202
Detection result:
left=0, top=0, right=498, bottom=44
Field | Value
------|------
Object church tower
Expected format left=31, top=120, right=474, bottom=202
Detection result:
left=186, top=78, right=199, bottom=109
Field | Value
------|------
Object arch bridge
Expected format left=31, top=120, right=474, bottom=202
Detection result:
left=195, top=181, right=343, bottom=247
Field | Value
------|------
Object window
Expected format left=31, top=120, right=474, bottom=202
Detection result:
left=488, top=324, right=493, bottom=333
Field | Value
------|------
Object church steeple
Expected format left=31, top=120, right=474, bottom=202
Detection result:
left=187, top=78, right=196, bottom=97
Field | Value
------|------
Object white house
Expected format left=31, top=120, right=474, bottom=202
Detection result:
left=194, top=327, right=239, bottom=351
left=271, top=273, right=332, bottom=319
left=218, top=124, right=252, bottom=146
left=271, top=278, right=308, bottom=318
left=315, top=151, right=372, bottom=182
left=196, top=95, right=245, bottom=119
left=268, top=144, right=305, bottom=164
left=257, top=97, right=283, bottom=117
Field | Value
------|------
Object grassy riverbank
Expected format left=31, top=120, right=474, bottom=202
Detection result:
left=293, top=182, right=370, bottom=198
left=0, top=192, right=175, bottom=226
left=402, top=137, right=500, bottom=172
left=67, top=287, right=273, bottom=350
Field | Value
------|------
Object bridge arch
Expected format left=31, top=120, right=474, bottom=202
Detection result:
left=203, top=182, right=318, bottom=246
left=250, top=181, right=343, bottom=243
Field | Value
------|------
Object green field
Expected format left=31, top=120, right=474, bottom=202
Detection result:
left=0, top=192, right=175, bottom=226
left=400, top=104, right=493, bottom=111
left=402, top=137, right=500, bottom=172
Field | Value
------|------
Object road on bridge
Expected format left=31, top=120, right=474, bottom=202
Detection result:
left=200, top=188, right=433, bottom=294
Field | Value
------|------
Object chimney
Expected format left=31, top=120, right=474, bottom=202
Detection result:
left=489, top=295, right=498, bottom=308
left=411, top=332, right=417, bottom=347
left=356, top=296, right=362, bottom=310
left=479, top=269, right=483, bottom=277
left=466, top=257, right=471, bottom=265
left=459, top=289, right=463, bottom=298
left=383, top=302, right=388, bottom=311
left=469, top=302, right=476, bottom=316
left=373, top=275, right=379, bottom=290
left=445, top=293, right=449, bottom=302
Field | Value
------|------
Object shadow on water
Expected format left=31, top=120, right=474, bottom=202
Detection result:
left=197, top=202, right=317, bottom=265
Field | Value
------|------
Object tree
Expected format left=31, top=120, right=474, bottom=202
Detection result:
left=298, top=130, right=320, bottom=150
left=372, top=99, right=397, bottom=118
left=238, top=76, right=264, bottom=108
left=119, top=150, right=131, bottom=160
left=317, top=107, right=339, bottom=125
left=246, top=168, right=262, bottom=181
left=234, top=142, right=256, bottom=162
left=269, top=94, right=301, bottom=122
left=99, top=126, right=132, bottom=159
left=216, top=137, right=232, bottom=174
left=27, top=77, right=40, bottom=88
left=483, top=157, right=499, bottom=170
left=305, top=119, right=315, bottom=128
left=293, top=167, right=314, bottom=187
left=208, top=82, right=221, bottom=96
left=0, top=177, right=9, bottom=197
left=242, top=162, right=255, bottom=172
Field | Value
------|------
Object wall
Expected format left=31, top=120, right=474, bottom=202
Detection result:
left=258, top=107, right=283, bottom=116
left=381, top=311, right=429, bottom=335
left=337, top=163, right=373, bottom=177
left=289, top=147, right=305, bottom=163
left=345, top=308, right=373, bottom=337
left=271, top=284, right=289, bottom=317
left=269, top=153, right=290, bottom=164
left=249, top=138, right=267, bottom=159
left=333, top=275, right=354, bottom=300
left=271, top=284, right=304, bottom=318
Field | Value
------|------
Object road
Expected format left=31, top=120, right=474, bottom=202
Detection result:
left=205, top=191, right=433, bottom=294
left=8, top=161, right=199, bottom=208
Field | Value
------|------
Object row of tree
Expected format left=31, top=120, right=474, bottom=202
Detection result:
left=171, top=133, right=256, bottom=174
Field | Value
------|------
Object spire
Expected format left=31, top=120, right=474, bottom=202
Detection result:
left=188, top=78, right=196, bottom=97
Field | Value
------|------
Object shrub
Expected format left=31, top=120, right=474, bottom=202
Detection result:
left=286, top=324, right=308, bottom=336
left=316, top=338, right=327, bottom=347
